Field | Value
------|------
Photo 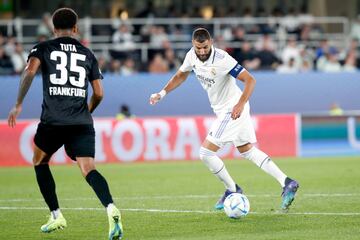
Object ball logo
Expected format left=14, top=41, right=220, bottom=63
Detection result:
left=223, top=193, right=250, bottom=219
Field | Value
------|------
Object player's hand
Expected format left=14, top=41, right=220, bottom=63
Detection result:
left=231, top=103, right=244, bottom=120
left=8, top=105, right=22, bottom=128
left=149, top=93, right=162, bottom=105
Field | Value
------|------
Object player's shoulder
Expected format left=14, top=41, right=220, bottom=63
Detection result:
left=74, top=41, right=97, bottom=59
left=28, top=40, right=50, bottom=58
left=75, top=40, right=93, bottom=55
left=213, top=47, right=229, bottom=60
left=213, top=47, right=237, bottom=66
left=182, top=47, right=195, bottom=61
left=30, top=40, right=48, bottom=51
left=186, top=47, right=195, bottom=57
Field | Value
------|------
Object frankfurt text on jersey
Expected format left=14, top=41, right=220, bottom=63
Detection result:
left=49, top=86, right=86, bottom=97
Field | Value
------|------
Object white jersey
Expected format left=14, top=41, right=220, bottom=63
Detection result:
left=179, top=46, right=246, bottom=116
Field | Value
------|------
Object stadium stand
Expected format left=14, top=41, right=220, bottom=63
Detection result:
left=0, top=2, right=358, bottom=75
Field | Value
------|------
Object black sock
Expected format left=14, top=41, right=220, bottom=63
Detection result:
left=34, top=164, right=59, bottom=211
left=85, top=170, right=113, bottom=207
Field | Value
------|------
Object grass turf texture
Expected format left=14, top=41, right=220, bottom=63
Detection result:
left=0, top=156, right=359, bottom=240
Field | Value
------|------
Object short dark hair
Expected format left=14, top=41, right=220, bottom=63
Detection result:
left=52, top=8, right=78, bottom=30
left=192, top=28, right=211, bottom=43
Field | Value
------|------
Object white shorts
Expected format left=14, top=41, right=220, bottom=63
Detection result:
left=206, top=107, right=257, bottom=147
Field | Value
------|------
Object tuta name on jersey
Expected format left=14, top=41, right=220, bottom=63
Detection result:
left=49, top=86, right=86, bottom=97
left=60, top=43, right=77, bottom=52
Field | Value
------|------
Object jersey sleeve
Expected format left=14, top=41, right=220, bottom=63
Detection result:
left=224, top=53, right=244, bottom=78
left=179, top=50, right=193, bottom=72
left=27, top=43, right=44, bottom=63
left=89, top=53, right=104, bottom=81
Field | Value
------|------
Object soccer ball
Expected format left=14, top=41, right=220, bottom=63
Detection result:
left=223, top=193, right=250, bottom=219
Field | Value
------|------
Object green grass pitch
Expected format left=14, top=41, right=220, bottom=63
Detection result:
left=0, top=156, right=359, bottom=240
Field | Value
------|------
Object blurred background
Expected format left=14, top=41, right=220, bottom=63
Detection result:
left=1, top=0, right=360, bottom=74
left=0, top=0, right=359, bottom=165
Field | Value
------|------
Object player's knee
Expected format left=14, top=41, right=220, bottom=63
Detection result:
left=199, top=147, right=215, bottom=162
left=199, top=147, right=224, bottom=173
left=32, top=145, right=51, bottom=166
left=240, top=147, right=269, bottom=167
left=32, top=156, right=50, bottom=166
left=237, top=143, right=253, bottom=153
left=77, top=157, right=96, bottom=177
left=81, top=165, right=96, bottom=177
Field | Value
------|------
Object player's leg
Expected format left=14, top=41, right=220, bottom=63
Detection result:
left=236, top=143, right=299, bottom=210
left=200, top=139, right=243, bottom=210
left=200, top=139, right=236, bottom=191
left=77, top=157, right=123, bottom=239
left=33, top=124, right=67, bottom=233
left=67, top=124, right=122, bottom=239
left=237, top=143, right=288, bottom=186
left=76, top=157, right=115, bottom=208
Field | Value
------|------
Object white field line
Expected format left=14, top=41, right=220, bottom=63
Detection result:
left=0, top=206, right=359, bottom=216
left=0, top=193, right=359, bottom=202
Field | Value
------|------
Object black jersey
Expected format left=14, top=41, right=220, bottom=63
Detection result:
left=28, top=37, right=103, bottom=125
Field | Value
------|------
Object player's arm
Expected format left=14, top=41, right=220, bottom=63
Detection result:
left=8, top=57, right=41, bottom=128
left=231, top=70, right=256, bottom=120
left=88, top=79, right=103, bottom=113
left=149, top=70, right=190, bottom=105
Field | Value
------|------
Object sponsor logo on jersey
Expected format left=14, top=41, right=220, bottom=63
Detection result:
left=196, top=74, right=215, bottom=88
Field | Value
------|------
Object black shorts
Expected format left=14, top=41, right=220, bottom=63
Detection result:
left=34, top=123, right=95, bottom=161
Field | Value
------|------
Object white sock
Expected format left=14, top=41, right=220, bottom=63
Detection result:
left=199, top=147, right=237, bottom=192
left=241, top=147, right=287, bottom=187
left=106, top=203, right=115, bottom=215
left=51, top=209, right=61, bottom=219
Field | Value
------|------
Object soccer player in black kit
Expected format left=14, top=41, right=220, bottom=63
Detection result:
left=8, top=8, right=123, bottom=239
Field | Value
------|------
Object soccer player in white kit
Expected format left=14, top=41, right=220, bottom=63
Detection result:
left=150, top=28, right=299, bottom=210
